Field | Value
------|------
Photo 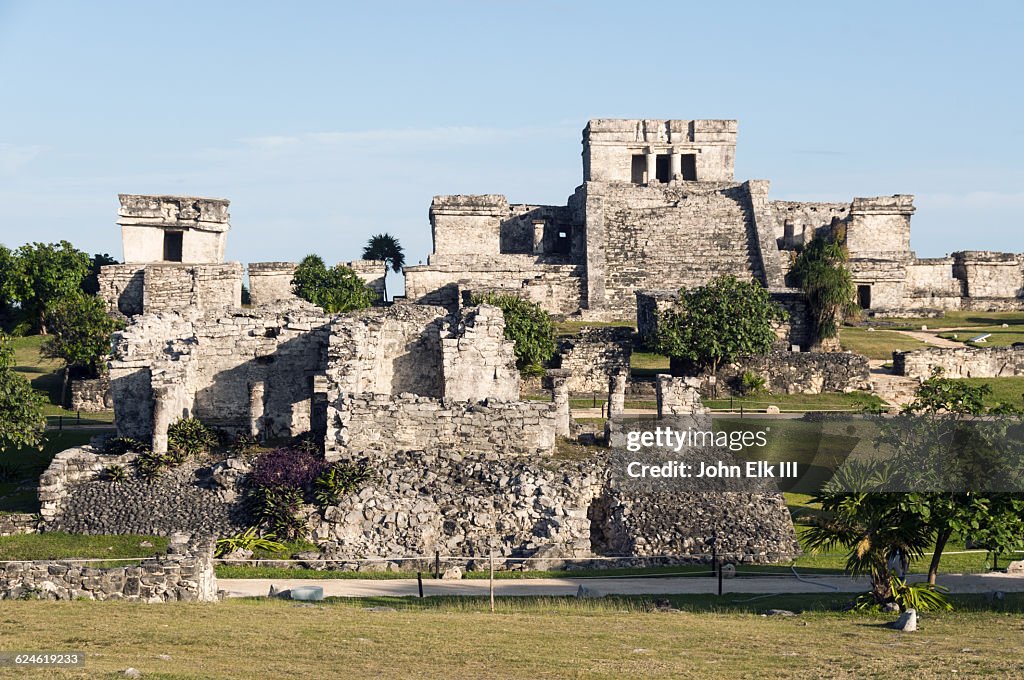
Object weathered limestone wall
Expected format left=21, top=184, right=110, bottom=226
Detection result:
left=581, top=180, right=779, bottom=317
left=344, top=259, right=387, bottom=298
left=0, top=541, right=219, bottom=602
left=248, top=262, right=297, bottom=306
left=772, top=200, right=849, bottom=247
left=0, top=513, right=38, bottom=537
left=441, top=305, right=520, bottom=401
left=118, top=194, right=230, bottom=265
left=582, top=119, right=737, bottom=183
left=70, top=376, right=112, bottom=412
left=893, top=345, right=1024, bottom=380
left=709, top=351, right=872, bottom=396
left=557, top=327, right=634, bottom=393
left=845, top=195, right=914, bottom=258
left=328, top=395, right=557, bottom=460
left=142, top=263, right=243, bottom=315
left=902, top=258, right=964, bottom=310
left=954, top=251, right=1024, bottom=299
left=97, top=264, right=145, bottom=317
left=109, top=304, right=332, bottom=444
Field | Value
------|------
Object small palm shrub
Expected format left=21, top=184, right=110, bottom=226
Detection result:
left=313, top=462, right=373, bottom=508
left=102, top=464, right=128, bottom=483
left=136, top=450, right=175, bottom=479
left=215, top=527, right=287, bottom=558
left=101, top=437, right=150, bottom=455
left=740, top=370, right=767, bottom=396
left=167, top=417, right=219, bottom=459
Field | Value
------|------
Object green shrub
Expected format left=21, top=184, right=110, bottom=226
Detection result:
left=291, top=255, right=377, bottom=313
left=101, top=436, right=150, bottom=455
left=101, top=464, right=128, bottom=483
left=740, top=370, right=767, bottom=396
left=167, top=417, right=219, bottom=459
left=313, top=462, right=373, bottom=508
left=136, top=450, right=175, bottom=479
left=469, top=293, right=557, bottom=376
left=254, top=486, right=305, bottom=539
left=215, top=527, right=287, bottom=558
left=852, top=576, right=952, bottom=612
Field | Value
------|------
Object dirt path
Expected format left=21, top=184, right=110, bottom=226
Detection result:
left=893, top=329, right=964, bottom=348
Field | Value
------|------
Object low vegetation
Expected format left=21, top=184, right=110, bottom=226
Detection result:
left=839, top=325, right=930, bottom=359
left=470, top=292, right=557, bottom=376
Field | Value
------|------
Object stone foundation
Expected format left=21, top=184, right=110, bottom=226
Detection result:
left=70, top=376, right=112, bottom=412
left=893, top=345, right=1024, bottom=380
left=0, top=513, right=38, bottom=537
left=557, top=327, right=634, bottom=393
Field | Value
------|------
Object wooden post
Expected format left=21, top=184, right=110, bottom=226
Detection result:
left=417, top=571, right=424, bottom=598
left=489, top=551, right=495, bottom=613
left=434, top=550, right=440, bottom=580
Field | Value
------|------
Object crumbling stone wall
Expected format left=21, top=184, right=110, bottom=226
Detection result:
left=0, top=541, right=219, bottom=602
left=441, top=305, right=520, bottom=401
left=954, top=251, right=1024, bottom=300
left=248, top=262, right=297, bottom=306
left=893, top=345, right=1024, bottom=380
left=0, top=513, right=38, bottom=537
left=328, top=395, right=557, bottom=460
left=98, top=263, right=243, bottom=318
left=70, top=376, right=112, bottom=412
left=709, top=351, right=872, bottom=396
left=557, top=327, right=634, bottom=393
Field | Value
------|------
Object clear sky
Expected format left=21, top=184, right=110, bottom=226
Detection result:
left=1, top=0, right=1021, bottom=282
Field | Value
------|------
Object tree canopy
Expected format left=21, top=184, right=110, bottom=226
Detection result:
left=0, top=334, right=47, bottom=452
left=291, top=255, right=377, bottom=313
left=469, top=293, right=557, bottom=377
left=788, top=236, right=857, bottom=342
left=0, top=241, right=91, bottom=334
left=653, top=275, right=787, bottom=375
left=42, top=292, right=124, bottom=405
left=362, top=233, right=405, bottom=302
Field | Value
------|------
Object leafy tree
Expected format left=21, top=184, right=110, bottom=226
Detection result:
left=0, top=246, right=17, bottom=330
left=361, top=233, right=405, bottom=302
left=291, top=255, right=377, bottom=313
left=653, top=276, right=787, bottom=375
left=41, top=292, right=124, bottom=406
left=470, top=293, right=557, bottom=377
left=788, top=236, right=857, bottom=343
left=0, top=333, right=47, bottom=451
left=81, top=253, right=119, bottom=296
left=9, top=241, right=90, bottom=334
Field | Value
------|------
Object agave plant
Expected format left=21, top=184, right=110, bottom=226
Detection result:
left=215, top=527, right=287, bottom=558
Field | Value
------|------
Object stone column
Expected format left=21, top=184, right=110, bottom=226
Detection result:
left=670, top=152, right=682, bottom=180
left=151, top=387, right=173, bottom=454
left=532, top=221, right=545, bottom=255
left=645, top=150, right=657, bottom=184
left=248, top=381, right=265, bottom=439
left=545, top=369, right=571, bottom=438
left=607, top=372, right=627, bottom=419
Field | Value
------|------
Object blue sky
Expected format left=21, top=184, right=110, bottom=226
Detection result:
left=0, top=0, right=1022, bottom=280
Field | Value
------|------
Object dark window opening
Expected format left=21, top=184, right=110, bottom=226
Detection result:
left=680, top=154, right=697, bottom=180
left=655, top=154, right=671, bottom=183
left=554, top=229, right=571, bottom=254
left=163, top=231, right=183, bottom=262
left=857, top=284, right=872, bottom=309
left=630, top=154, right=646, bottom=184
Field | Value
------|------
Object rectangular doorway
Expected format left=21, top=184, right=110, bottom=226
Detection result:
left=163, top=231, right=183, bottom=262
left=857, top=284, right=871, bottom=309
left=631, top=155, right=646, bottom=184
left=655, top=154, right=671, bottom=183
left=681, top=154, right=697, bottom=180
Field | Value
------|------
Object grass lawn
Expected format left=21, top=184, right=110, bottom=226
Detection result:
left=938, top=328, right=1024, bottom=348
left=0, top=430, right=113, bottom=513
left=554, top=319, right=634, bottom=337
left=0, top=532, right=167, bottom=562
left=958, top=377, right=1024, bottom=410
left=839, top=326, right=930, bottom=359
left=704, top=391, right=884, bottom=412
left=873, top=310, right=1024, bottom=330
left=1, top=597, right=1023, bottom=679
left=9, top=335, right=115, bottom=422
left=630, top=350, right=669, bottom=377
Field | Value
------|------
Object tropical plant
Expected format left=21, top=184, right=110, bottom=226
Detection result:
left=136, top=450, right=175, bottom=479
left=469, top=293, right=557, bottom=377
left=789, top=236, right=857, bottom=342
left=41, top=292, right=124, bottom=406
left=101, top=436, right=150, bottom=455
left=249, top=447, right=331, bottom=539
left=361, top=233, right=405, bottom=302
left=102, top=464, right=128, bottom=483
left=253, top=486, right=306, bottom=539
left=313, top=462, right=373, bottom=508
left=0, top=333, right=47, bottom=451
left=291, top=255, right=377, bottom=313
left=740, top=370, right=767, bottom=396
left=215, top=527, right=288, bottom=558
left=653, top=276, right=787, bottom=375
left=851, top=576, right=951, bottom=612
left=167, top=417, right=219, bottom=459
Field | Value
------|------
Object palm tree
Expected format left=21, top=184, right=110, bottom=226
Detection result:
left=362, top=233, right=405, bottom=302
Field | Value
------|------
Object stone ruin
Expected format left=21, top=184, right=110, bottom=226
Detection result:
left=36, top=189, right=802, bottom=566
left=403, top=119, right=1024, bottom=319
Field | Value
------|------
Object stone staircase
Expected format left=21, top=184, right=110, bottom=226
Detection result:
left=869, top=361, right=919, bottom=408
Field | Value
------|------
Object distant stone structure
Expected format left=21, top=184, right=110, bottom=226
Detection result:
left=404, top=119, right=1024, bottom=319
left=893, top=345, right=1024, bottom=381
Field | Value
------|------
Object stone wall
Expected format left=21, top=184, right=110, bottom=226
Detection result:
left=772, top=200, right=848, bottom=247
left=557, top=327, right=634, bottom=393
left=119, top=194, right=230, bottom=265
left=70, top=376, right=112, bottom=412
left=440, top=305, right=520, bottom=402
left=328, top=394, right=557, bottom=460
left=248, top=262, right=297, bottom=306
left=38, top=447, right=139, bottom=527
left=0, top=513, right=38, bottom=537
left=0, top=540, right=219, bottom=602
left=709, top=351, right=872, bottom=396
left=142, top=263, right=243, bottom=315
left=954, top=251, right=1024, bottom=299
left=97, top=264, right=145, bottom=317
left=893, top=345, right=1024, bottom=380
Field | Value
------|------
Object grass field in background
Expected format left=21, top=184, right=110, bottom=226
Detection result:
left=9, top=334, right=115, bottom=421
left=839, top=326, right=930, bottom=359
left=1, top=597, right=1023, bottom=679
left=870, top=310, right=1024, bottom=330
left=0, top=430, right=112, bottom=513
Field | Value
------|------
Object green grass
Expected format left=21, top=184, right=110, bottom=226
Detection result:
left=704, top=391, right=884, bottom=412
left=959, top=377, right=1024, bottom=409
left=8, top=334, right=115, bottom=422
left=555, top=319, right=634, bottom=336
left=938, top=328, right=1024, bottom=348
left=0, top=532, right=167, bottom=562
left=2, top=597, right=1023, bottom=679
left=839, top=326, right=930, bottom=359
left=630, top=350, right=670, bottom=377
left=873, top=310, right=1024, bottom=330
left=0, top=430, right=112, bottom=513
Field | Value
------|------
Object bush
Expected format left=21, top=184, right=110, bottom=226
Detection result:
left=291, top=255, right=377, bottom=313
left=740, top=370, right=767, bottom=396
left=136, top=450, right=175, bottom=480
left=215, top=527, right=287, bottom=558
left=101, top=436, right=150, bottom=455
left=249, top=448, right=331, bottom=539
left=313, top=462, right=373, bottom=508
left=469, top=293, right=557, bottom=376
left=852, top=576, right=952, bottom=612
left=102, top=464, right=128, bottom=483
left=167, top=417, right=219, bottom=459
